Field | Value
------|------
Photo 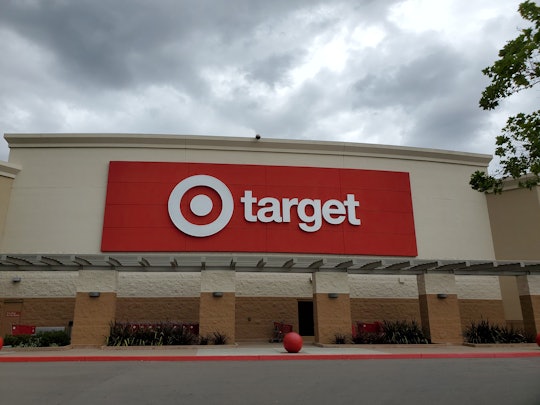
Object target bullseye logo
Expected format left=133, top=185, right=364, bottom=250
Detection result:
left=168, top=175, right=234, bottom=237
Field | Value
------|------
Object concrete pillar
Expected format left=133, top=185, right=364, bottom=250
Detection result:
left=417, top=273, right=462, bottom=344
left=313, top=271, right=352, bottom=344
left=499, top=276, right=524, bottom=329
left=71, top=270, right=118, bottom=347
left=517, top=275, right=540, bottom=337
left=199, top=270, right=236, bottom=343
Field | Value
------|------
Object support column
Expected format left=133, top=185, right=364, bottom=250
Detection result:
left=313, top=271, right=352, bottom=344
left=199, top=270, right=236, bottom=343
left=517, top=275, right=540, bottom=337
left=417, top=273, right=462, bottom=344
left=71, top=270, right=118, bottom=347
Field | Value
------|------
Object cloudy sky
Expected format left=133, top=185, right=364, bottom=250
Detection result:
left=0, top=0, right=535, bottom=162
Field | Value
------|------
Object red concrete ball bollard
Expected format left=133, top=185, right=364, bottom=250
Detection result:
left=536, top=333, right=540, bottom=347
left=283, top=332, right=303, bottom=353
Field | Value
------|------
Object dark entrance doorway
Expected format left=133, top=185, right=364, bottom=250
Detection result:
left=298, top=301, right=314, bottom=336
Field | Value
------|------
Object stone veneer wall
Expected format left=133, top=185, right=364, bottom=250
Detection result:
left=0, top=270, right=522, bottom=344
left=235, top=273, right=312, bottom=340
left=349, top=274, right=421, bottom=326
left=235, top=297, right=299, bottom=340
left=0, top=271, right=78, bottom=337
left=115, top=272, right=201, bottom=325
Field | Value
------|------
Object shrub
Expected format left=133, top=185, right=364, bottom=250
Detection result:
left=352, top=320, right=429, bottom=344
left=211, top=331, right=228, bottom=345
left=3, top=331, right=70, bottom=347
left=351, top=331, right=386, bottom=344
left=106, top=322, right=198, bottom=346
left=333, top=333, right=347, bottom=344
left=381, top=320, right=429, bottom=344
left=464, top=319, right=531, bottom=344
left=198, top=334, right=210, bottom=345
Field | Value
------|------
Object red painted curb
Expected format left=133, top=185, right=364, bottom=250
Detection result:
left=0, top=352, right=539, bottom=362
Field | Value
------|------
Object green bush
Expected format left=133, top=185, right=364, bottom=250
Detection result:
left=352, top=320, right=429, bottom=344
left=333, top=333, right=347, bottom=344
left=106, top=322, right=208, bottom=346
left=3, top=331, right=70, bottom=347
left=211, top=331, right=228, bottom=345
left=382, top=320, right=429, bottom=344
left=464, top=319, right=531, bottom=344
left=351, top=331, right=385, bottom=344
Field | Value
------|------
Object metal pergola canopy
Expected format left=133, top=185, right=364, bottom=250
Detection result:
left=1, top=254, right=539, bottom=276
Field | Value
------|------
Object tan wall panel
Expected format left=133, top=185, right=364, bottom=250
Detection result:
left=0, top=297, right=74, bottom=341
left=499, top=276, right=523, bottom=322
left=71, top=292, right=116, bottom=347
left=458, top=299, right=506, bottom=330
left=314, top=293, right=352, bottom=344
left=350, top=298, right=421, bottom=324
left=115, top=297, right=199, bottom=323
left=0, top=299, right=23, bottom=337
left=235, top=297, right=298, bottom=341
left=199, top=292, right=235, bottom=342
left=419, top=294, right=462, bottom=344
left=487, top=187, right=540, bottom=260
left=520, top=295, right=540, bottom=337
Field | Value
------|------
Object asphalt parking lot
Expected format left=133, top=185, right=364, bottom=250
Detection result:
left=1, top=358, right=539, bottom=405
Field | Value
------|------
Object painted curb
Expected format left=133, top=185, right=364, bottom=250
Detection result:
left=1, top=352, right=539, bottom=362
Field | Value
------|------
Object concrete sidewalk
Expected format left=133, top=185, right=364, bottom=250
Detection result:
left=1, top=342, right=539, bottom=362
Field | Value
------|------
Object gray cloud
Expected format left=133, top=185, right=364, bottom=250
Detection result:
left=0, top=0, right=528, bottom=161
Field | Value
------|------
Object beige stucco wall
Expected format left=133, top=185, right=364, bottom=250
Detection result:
left=0, top=162, right=21, bottom=245
left=1, top=134, right=494, bottom=260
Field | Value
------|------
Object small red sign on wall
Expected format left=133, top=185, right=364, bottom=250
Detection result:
left=6, top=311, right=20, bottom=317
left=101, top=162, right=417, bottom=256
left=12, top=325, right=35, bottom=335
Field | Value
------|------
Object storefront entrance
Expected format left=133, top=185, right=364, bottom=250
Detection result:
left=298, top=300, right=314, bottom=336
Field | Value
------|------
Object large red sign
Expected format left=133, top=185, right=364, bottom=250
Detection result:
left=101, top=162, right=417, bottom=256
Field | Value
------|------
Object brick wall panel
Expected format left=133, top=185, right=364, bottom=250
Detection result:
left=235, top=297, right=298, bottom=340
left=71, top=292, right=116, bottom=346
left=458, top=299, right=506, bottom=330
left=350, top=298, right=421, bottom=324
left=314, top=293, right=352, bottom=344
left=115, top=297, right=199, bottom=323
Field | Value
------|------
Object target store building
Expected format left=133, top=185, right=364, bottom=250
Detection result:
left=0, top=134, right=539, bottom=346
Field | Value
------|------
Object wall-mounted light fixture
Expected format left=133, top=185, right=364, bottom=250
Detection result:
left=212, top=291, right=224, bottom=297
left=328, top=293, right=339, bottom=299
left=11, top=276, right=22, bottom=283
left=88, top=292, right=101, bottom=298
left=437, top=293, right=448, bottom=299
